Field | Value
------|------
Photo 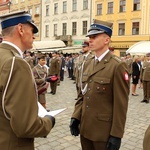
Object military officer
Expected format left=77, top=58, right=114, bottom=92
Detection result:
left=0, top=11, right=55, bottom=149
left=70, top=19, right=130, bottom=150
left=125, top=53, right=133, bottom=76
left=48, top=51, right=60, bottom=95
left=141, top=52, right=150, bottom=104
left=32, top=54, right=49, bottom=109
left=75, top=40, right=93, bottom=98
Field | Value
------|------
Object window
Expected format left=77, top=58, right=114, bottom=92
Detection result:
left=107, top=2, right=113, bottom=14
left=54, top=3, right=58, bottom=14
left=28, top=8, right=32, bottom=15
left=45, top=25, right=49, bottom=37
left=83, top=0, right=88, bottom=10
left=82, top=21, right=87, bottom=35
left=54, top=24, right=57, bottom=36
left=132, top=22, right=139, bottom=35
left=119, top=0, right=126, bottom=12
left=62, top=23, right=67, bottom=35
left=72, top=22, right=77, bottom=35
left=63, top=1, right=67, bottom=13
left=118, top=23, right=125, bottom=35
left=35, top=6, right=40, bottom=14
left=133, top=0, right=140, bottom=11
left=72, top=0, right=77, bottom=11
left=46, top=5, right=49, bottom=16
left=97, top=4, right=102, bottom=15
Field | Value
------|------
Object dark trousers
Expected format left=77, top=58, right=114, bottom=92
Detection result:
left=50, top=80, right=57, bottom=94
left=60, top=69, right=64, bottom=81
left=143, top=81, right=150, bottom=100
left=80, top=135, right=107, bottom=150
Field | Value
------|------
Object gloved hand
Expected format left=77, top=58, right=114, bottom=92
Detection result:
left=44, top=115, right=55, bottom=128
left=107, top=136, right=121, bottom=150
left=70, top=118, right=80, bottom=136
left=45, top=77, right=51, bottom=82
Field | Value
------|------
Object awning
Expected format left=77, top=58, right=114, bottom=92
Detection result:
left=32, top=40, right=66, bottom=51
left=126, top=41, right=150, bottom=55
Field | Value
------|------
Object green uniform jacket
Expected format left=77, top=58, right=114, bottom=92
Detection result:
left=0, top=43, right=53, bottom=150
left=48, top=57, right=60, bottom=76
left=72, top=52, right=130, bottom=142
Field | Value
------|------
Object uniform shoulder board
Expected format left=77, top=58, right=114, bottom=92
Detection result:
left=112, top=55, right=121, bottom=62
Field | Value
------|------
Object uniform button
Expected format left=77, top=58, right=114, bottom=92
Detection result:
left=100, top=81, right=103, bottom=83
left=88, top=88, right=90, bottom=91
left=89, top=80, right=92, bottom=82
left=86, top=105, right=89, bottom=108
left=97, top=87, right=100, bottom=90
left=87, top=97, right=89, bottom=99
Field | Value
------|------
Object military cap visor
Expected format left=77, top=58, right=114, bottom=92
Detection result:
left=0, top=11, right=38, bottom=33
left=86, top=23, right=112, bottom=37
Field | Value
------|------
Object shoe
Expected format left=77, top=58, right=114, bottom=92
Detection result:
left=52, top=93, right=55, bottom=95
left=132, top=93, right=139, bottom=96
left=145, top=100, right=149, bottom=104
left=48, top=91, right=53, bottom=94
left=75, top=98, right=78, bottom=100
left=141, top=99, right=147, bottom=103
left=46, top=109, right=50, bottom=112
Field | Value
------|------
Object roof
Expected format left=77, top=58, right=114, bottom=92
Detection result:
left=32, top=40, right=66, bottom=51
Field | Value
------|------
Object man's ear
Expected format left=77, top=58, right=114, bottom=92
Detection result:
left=17, top=23, right=24, bottom=36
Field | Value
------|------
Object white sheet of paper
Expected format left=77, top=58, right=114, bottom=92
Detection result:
left=38, top=102, right=66, bottom=117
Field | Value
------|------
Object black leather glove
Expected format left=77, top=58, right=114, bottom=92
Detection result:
left=107, top=136, right=121, bottom=150
left=70, top=118, right=80, bottom=136
left=44, top=115, right=55, bottom=128
left=45, top=77, right=51, bottom=82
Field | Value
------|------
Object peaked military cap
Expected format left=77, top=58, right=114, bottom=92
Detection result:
left=146, top=53, right=150, bottom=57
left=0, top=11, right=38, bottom=33
left=82, top=40, right=89, bottom=47
left=86, top=19, right=113, bottom=37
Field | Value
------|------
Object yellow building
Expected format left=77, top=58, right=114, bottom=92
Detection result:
left=93, top=0, right=150, bottom=56
left=5, top=0, right=41, bottom=41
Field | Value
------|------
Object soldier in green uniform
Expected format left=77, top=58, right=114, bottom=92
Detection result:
left=70, top=19, right=130, bottom=150
left=48, top=51, right=60, bottom=95
left=32, top=54, right=49, bottom=109
left=141, top=52, right=150, bottom=103
left=0, top=11, right=55, bottom=150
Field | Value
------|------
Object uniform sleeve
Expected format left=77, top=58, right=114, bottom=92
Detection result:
left=71, top=90, right=83, bottom=120
left=2, top=58, right=53, bottom=138
left=110, top=61, right=130, bottom=138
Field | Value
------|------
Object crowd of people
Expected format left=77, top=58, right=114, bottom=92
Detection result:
left=0, top=10, right=150, bottom=150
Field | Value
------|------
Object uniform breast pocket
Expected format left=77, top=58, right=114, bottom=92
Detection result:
left=93, top=77, right=111, bottom=94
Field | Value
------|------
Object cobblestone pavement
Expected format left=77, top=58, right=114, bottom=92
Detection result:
left=35, top=76, right=150, bottom=150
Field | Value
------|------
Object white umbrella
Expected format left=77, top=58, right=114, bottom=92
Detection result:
left=126, top=41, right=150, bottom=55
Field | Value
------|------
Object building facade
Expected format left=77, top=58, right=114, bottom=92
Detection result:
left=93, top=0, right=150, bottom=56
left=41, top=0, right=92, bottom=46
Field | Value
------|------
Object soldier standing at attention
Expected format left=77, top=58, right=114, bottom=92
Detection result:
left=48, top=51, right=60, bottom=95
left=70, top=19, right=130, bottom=150
left=32, top=54, right=49, bottom=109
left=141, top=52, right=150, bottom=104
left=0, top=11, right=55, bottom=149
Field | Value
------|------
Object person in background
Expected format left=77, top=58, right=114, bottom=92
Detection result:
left=60, top=53, right=66, bottom=81
left=131, top=55, right=140, bottom=96
left=48, top=51, right=60, bottom=95
left=70, top=19, right=129, bottom=150
left=0, top=11, right=55, bottom=149
left=125, top=53, right=133, bottom=77
left=32, top=54, right=49, bottom=109
left=140, top=53, right=150, bottom=104
left=24, top=50, right=34, bottom=68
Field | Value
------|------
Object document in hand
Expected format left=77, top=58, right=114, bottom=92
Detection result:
left=38, top=102, right=67, bottom=117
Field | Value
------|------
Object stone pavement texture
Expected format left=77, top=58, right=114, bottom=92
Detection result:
left=35, top=76, right=150, bottom=150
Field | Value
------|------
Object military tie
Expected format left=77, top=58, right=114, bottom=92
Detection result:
left=95, top=59, right=99, bottom=65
